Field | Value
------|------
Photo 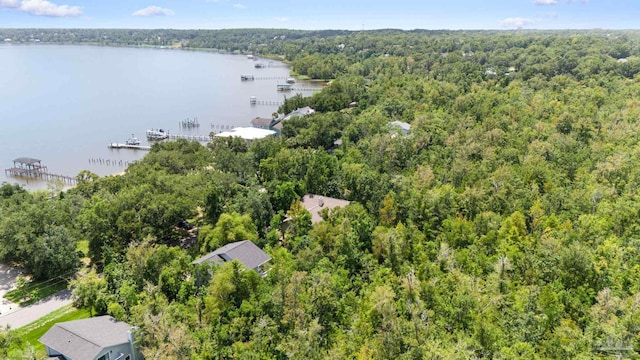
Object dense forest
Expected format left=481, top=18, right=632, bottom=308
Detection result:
left=2, top=28, right=640, bottom=358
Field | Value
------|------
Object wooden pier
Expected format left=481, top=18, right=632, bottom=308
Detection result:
left=89, top=158, right=136, bottom=167
left=249, top=96, right=284, bottom=106
left=108, top=143, right=152, bottom=150
left=167, top=134, right=211, bottom=142
left=241, top=75, right=291, bottom=81
left=289, top=87, right=322, bottom=92
left=179, top=117, right=200, bottom=128
left=211, top=124, right=235, bottom=131
left=4, top=158, right=77, bottom=185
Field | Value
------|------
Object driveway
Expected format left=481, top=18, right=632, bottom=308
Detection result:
left=0, top=263, right=21, bottom=318
left=0, top=289, right=72, bottom=329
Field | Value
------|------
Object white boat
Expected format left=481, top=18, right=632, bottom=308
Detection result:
left=125, top=134, right=140, bottom=146
left=286, top=77, right=295, bottom=84
left=146, top=128, right=169, bottom=140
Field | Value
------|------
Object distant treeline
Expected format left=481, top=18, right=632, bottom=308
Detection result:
left=2, top=28, right=640, bottom=81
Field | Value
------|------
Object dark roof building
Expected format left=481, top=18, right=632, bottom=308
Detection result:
left=39, top=316, right=140, bottom=360
left=250, top=117, right=283, bottom=133
left=194, top=240, right=271, bottom=276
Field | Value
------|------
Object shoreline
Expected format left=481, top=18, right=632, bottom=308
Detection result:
left=0, top=44, right=300, bottom=192
left=1, top=42, right=327, bottom=83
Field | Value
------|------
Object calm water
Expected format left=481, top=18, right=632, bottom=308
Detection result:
left=0, top=44, right=313, bottom=190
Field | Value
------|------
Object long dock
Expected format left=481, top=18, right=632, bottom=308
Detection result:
left=289, top=87, right=322, bottom=92
left=243, top=76, right=290, bottom=81
left=108, top=143, right=151, bottom=150
left=249, top=97, right=284, bottom=106
left=167, top=134, right=211, bottom=142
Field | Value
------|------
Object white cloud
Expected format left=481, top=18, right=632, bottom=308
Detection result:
left=19, top=0, right=81, bottom=17
left=274, top=17, right=288, bottom=22
left=132, top=5, right=174, bottom=16
left=205, top=0, right=221, bottom=2
left=534, top=0, right=558, bottom=4
left=0, top=0, right=19, bottom=8
left=499, top=17, right=535, bottom=29
left=233, top=3, right=246, bottom=9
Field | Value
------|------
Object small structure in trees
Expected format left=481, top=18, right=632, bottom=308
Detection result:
left=387, top=120, right=411, bottom=136
left=300, top=193, right=351, bottom=224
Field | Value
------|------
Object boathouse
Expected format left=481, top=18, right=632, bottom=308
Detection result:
left=4, top=158, right=77, bottom=185
left=277, top=83, right=293, bottom=91
left=5, top=158, right=46, bottom=177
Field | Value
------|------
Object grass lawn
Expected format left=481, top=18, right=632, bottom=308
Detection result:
left=4, top=279, right=68, bottom=307
left=11, top=305, right=90, bottom=357
left=77, top=239, right=91, bottom=266
left=77, top=240, right=89, bottom=257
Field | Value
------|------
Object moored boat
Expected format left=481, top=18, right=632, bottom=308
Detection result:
left=146, top=128, right=169, bottom=140
left=126, top=134, right=140, bottom=145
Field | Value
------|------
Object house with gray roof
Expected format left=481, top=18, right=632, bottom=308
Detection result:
left=40, top=315, right=140, bottom=360
left=194, top=240, right=271, bottom=276
left=283, top=106, right=315, bottom=121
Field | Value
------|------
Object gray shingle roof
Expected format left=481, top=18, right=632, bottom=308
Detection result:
left=194, top=240, right=271, bottom=271
left=39, top=316, right=132, bottom=360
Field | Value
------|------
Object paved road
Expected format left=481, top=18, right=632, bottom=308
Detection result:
left=0, top=263, right=21, bottom=316
left=0, top=289, right=72, bottom=329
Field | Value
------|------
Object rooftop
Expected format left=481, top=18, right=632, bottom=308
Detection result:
left=194, top=240, right=271, bottom=271
left=250, top=117, right=283, bottom=131
left=215, top=127, right=276, bottom=140
left=13, top=157, right=41, bottom=165
left=39, top=316, right=133, bottom=360
left=284, top=106, right=315, bottom=121
left=388, top=120, right=411, bottom=132
left=301, top=194, right=351, bottom=223
left=250, top=117, right=273, bottom=127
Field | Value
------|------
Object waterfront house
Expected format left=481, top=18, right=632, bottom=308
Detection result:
left=194, top=240, right=271, bottom=277
left=250, top=117, right=283, bottom=135
left=214, top=127, right=276, bottom=142
left=284, top=106, right=315, bottom=121
left=40, top=316, right=140, bottom=360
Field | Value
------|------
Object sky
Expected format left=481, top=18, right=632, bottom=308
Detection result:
left=0, top=0, right=638, bottom=30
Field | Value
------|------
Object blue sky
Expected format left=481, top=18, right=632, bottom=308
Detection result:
left=0, top=0, right=638, bottom=30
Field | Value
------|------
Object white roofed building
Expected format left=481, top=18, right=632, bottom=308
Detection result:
left=214, top=127, right=276, bottom=141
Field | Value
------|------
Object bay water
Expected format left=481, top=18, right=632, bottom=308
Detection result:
left=0, top=44, right=311, bottom=190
